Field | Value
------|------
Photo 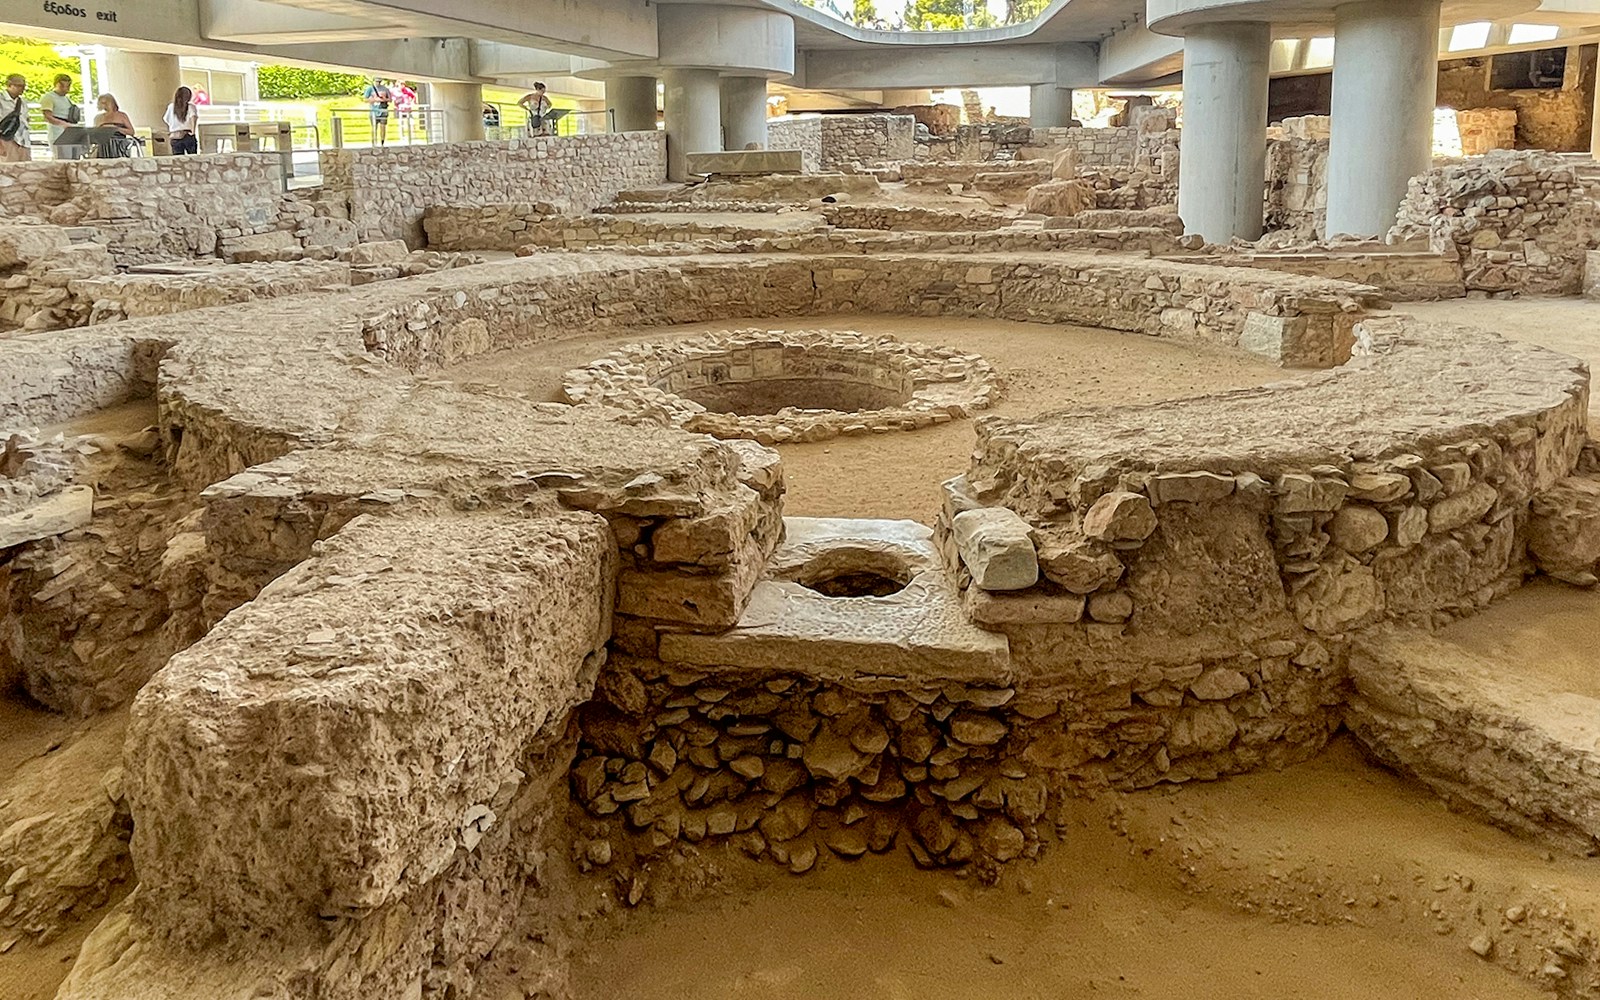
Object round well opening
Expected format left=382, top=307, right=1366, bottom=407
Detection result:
left=679, top=378, right=911, bottom=417
left=786, top=549, right=915, bottom=598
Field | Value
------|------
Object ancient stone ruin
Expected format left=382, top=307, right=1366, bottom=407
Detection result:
left=3, top=100, right=1600, bottom=1000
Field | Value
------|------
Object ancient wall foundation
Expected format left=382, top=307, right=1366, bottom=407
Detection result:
left=320, top=132, right=667, bottom=246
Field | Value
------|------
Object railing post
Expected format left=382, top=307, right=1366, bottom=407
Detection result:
left=331, top=115, right=343, bottom=149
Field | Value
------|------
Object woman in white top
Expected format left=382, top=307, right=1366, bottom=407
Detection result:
left=163, top=87, right=198, bottom=155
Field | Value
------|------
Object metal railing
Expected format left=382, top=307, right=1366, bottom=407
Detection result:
left=482, top=102, right=615, bottom=139
left=328, top=106, right=446, bottom=148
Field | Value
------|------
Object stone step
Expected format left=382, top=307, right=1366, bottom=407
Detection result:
left=659, top=516, right=1011, bottom=684
left=1346, top=585, right=1600, bottom=856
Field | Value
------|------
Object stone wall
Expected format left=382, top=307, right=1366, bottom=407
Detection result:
left=1454, top=109, right=1518, bottom=156
left=10, top=246, right=1586, bottom=1000
left=1025, top=126, right=1139, bottom=166
left=822, top=204, right=1013, bottom=233
left=72, top=260, right=352, bottom=324
left=516, top=216, right=801, bottom=252
left=321, top=132, right=667, bottom=246
left=0, top=161, right=73, bottom=219
left=1389, top=149, right=1598, bottom=294
left=819, top=114, right=917, bottom=169
left=0, top=153, right=290, bottom=266
left=767, top=114, right=823, bottom=173
left=1265, top=137, right=1330, bottom=238
left=1188, top=250, right=1466, bottom=302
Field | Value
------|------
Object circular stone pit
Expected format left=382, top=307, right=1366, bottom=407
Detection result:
left=559, top=329, right=1001, bottom=444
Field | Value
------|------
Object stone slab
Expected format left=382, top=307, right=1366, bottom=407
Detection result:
left=684, top=150, right=805, bottom=176
left=0, top=485, right=93, bottom=549
left=660, top=516, right=1010, bottom=682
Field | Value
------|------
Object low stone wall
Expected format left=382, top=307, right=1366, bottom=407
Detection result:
left=819, top=114, right=916, bottom=169
left=0, top=161, right=73, bottom=218
left=0, top=154, right=290, bottom=266
left=72, top=261, right=352, bottom=324
left=1185, top=251, right=1466, bottom=302
left=1389, top=150, right=1597, bottom=295
left=508, top=216, right=797, bottom=252
left=1026, top=126, right=1138, bottom=167
left=421, top=203, right=549, bottom=250
left=767, top=114, right=823, bottom=173
left=587, top=226, right=1190, bottom=258
left=8, top=247, right=1586, bottom=1000
left=321, top=132, right=667, bottom=246
left=822, top=204, right=1013, bottom=232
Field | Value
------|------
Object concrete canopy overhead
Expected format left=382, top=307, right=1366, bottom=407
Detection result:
left=1147, top=0, right=1543, bottom=36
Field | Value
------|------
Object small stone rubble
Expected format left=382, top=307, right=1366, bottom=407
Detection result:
left=1388, top=150, right=1598, bottom=295
left=823, top=204, right=1014, bottom=232
left=560, top=329, right=1002, bottom=445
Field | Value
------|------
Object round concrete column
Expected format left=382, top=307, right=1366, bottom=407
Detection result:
left=104, top=50, right=181, bottom=144
left=1176, top=22, right=1270, bottom=242
left=721, top=76, right=769, bottom=150
left=606, top=76, right=658, bottom=133
left=663, top=68, right=722, bottom=180
left=1325, top=0, right=1442, bottom=237
left=1030, top=84, right=1074, bottom=128
left=434, top=82, right=485, bottom=143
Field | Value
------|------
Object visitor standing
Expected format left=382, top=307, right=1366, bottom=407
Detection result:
left=518, top=82, right=553, bottom=136
left=92, top=94, right=136, bottom=158
left=0, top=74, right=31, bottom=162
left=40, top=74, right=82, bottom=161
left=394, top=81, right=417, bottom=139
left=163, top=86, right=199, bottom=155
left=363, top=78, right=393, bottom=146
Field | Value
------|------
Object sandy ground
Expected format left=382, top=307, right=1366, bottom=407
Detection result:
left=1438, top=578, right=1600, bottom=698
left=447, top=314, right=1281, bottom=523
left=563, top=739, right=1565, bottom=1000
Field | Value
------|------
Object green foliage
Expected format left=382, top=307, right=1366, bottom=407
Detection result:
left=0, top=35, right=82, bottom=100
left=852, top=0, right=876, bottom=24
left=1004, top=0, right=1049, bottom=23
left=257, top=65, right=369, bottom=100
left=901, top=0, right=1001, bottom=30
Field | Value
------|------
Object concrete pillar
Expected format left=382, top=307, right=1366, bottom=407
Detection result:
left=662, top=67, right=721, bottom=181
left=434, top=82, right=485, bottom=143
left=103, top=50, right=180, bottom=143
left=1325, top=0, right=1442, bottom=237
left=1176, top=22, right=1270, bottom=242
left=607, top=76, right=658, bottom=133
left=1593, top=62, right=1600, bottom=161
left=721, top=76, right=769, bottom=150
left=1030, top=84, right=1074, bottom=128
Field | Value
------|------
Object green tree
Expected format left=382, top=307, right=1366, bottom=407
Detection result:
left=1004, top=0, right=1049, bottom=23
left=256, top=65, right=370, bottom=100
left=0, top=36, right=82, bottom=100
left=853, top=0, right=876, bottom=25
left=902, top=0, right=1000, bottom=30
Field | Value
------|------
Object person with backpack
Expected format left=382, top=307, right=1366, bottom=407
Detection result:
left=363, top=78, right=393, bottom=147
left=0, top=74, right=31, bottom=162
left=40, top=74, right=83, bottom=161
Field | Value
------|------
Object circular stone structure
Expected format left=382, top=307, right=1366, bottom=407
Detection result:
left=559, top=329, right=1002, bottom=444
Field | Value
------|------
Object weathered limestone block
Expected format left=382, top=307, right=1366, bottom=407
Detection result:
left=349, top=239, right=410, bottom=265
left=952, top=508, right=1038, bottom=591
left=1528, top=473, right=1600, bottom=577
left=1348, top=631, right=1600, bottom=855
left=0, top=484, right=93, bottom=548
left=124, top=511, right=615, bottom=945
left=1035, top=535, right=1123, bottom=594
left=1082, top=491, right=1156, bottom=543
left=1023, top=179, right=1096, bottom=217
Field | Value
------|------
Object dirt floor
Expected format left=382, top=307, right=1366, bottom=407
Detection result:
left=1438, top=578, right=1600, bottom=698
left=561, top=739, right=1574, bottom=1000
left=446, top=314, right=1281, bottom=522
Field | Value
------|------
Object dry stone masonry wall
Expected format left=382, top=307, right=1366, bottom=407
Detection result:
left=322, top=132, right=667, bottom=246
left=1388, top=150, right=1598, bottom=295
left=819, top=114, right=917, bottom=169
left=767, top=114, right=824, bottom=173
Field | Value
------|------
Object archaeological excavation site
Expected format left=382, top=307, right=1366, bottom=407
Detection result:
left=5, top=1, right=1600, bottom=998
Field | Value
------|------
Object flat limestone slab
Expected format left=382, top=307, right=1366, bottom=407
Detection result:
left=1347, top=617, right=1600, bottom=855
left=685, top=150, right=804, bottom=176
left=660, top=516, right=1010, bottom=683
left=0, top=485, right=93, bottom=549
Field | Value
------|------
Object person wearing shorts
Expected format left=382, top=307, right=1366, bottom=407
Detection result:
left=363, top=78, right=393, bottom=146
